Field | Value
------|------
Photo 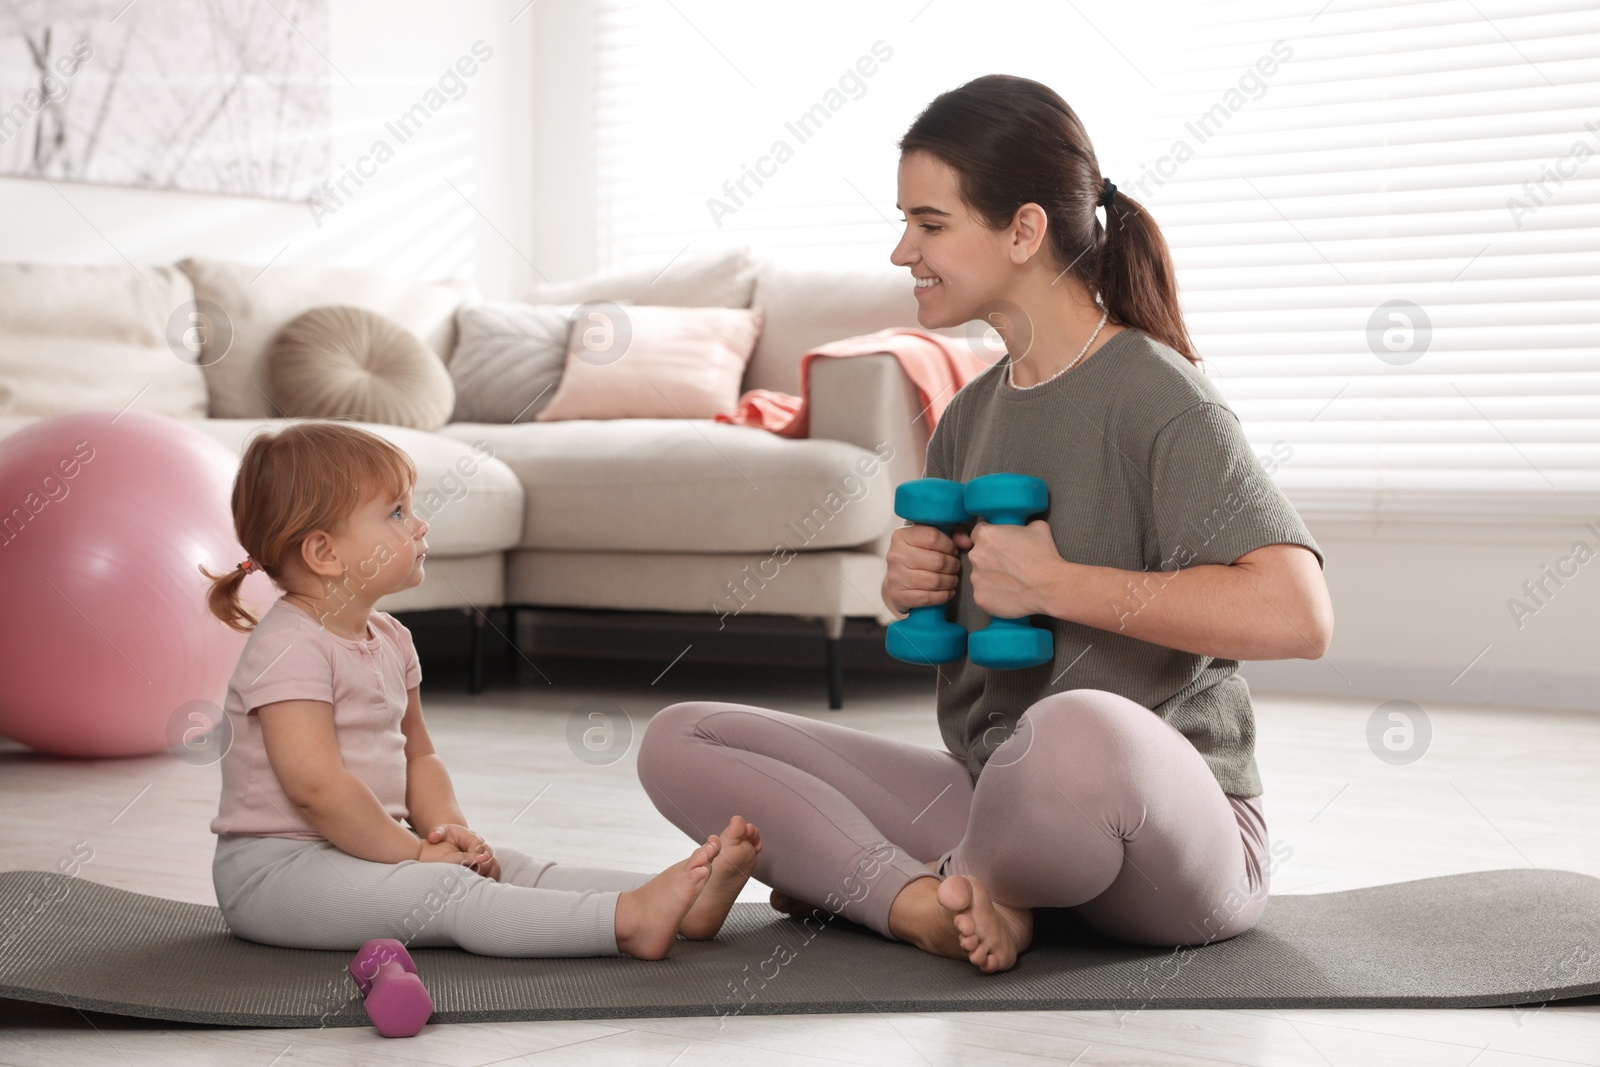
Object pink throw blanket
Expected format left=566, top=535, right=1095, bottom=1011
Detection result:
left=715, top=328, right=992, bottom=438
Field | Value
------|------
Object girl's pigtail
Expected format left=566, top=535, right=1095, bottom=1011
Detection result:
left=200, top=561, right=262, bottom=634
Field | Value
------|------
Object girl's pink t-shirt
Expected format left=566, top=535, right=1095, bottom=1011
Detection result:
left=210, top=596, right=422, bottom=840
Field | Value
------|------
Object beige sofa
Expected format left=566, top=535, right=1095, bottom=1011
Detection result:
left=0, top=248, right=961, bottom=707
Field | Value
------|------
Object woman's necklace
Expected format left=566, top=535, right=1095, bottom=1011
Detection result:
left=1006, top=308, right=1110, bottom=390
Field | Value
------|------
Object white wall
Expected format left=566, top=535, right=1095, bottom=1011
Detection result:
left=1245, top=513, right=1600, bottom=712
left=528, top=0, right=598, bottom=284
left=0, top=1, right=536, bottom=300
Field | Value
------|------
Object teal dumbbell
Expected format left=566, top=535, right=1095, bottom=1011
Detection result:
left=885, top=478, right=971, bottom=665
left=964, top=473, right=1053, bottom=670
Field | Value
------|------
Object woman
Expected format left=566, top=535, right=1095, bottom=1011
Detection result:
left=636, top=74, right=1332, bottom=974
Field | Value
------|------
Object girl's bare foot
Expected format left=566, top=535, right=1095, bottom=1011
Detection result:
left=681, top=815, right=763, bottom=939
left=937, top=874, right=1033, bottom=974
left=613, top=836, right=720, bottom=959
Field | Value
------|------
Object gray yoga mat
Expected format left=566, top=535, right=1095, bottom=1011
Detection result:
left=2, top=867, right=1598, bottom=1026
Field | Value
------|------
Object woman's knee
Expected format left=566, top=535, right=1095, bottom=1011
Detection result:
left=1024, top=688, right=1146, bottom=730
left=1014, top=689, right=1180, bottom=768
left=636, top=701, right=723, bottom=791
left=983, top=689, right=1141, bottom=771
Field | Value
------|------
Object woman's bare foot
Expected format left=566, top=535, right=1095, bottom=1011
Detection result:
left=680, top=816, right=763, bottom=939
left=937, top=874, right=1033, bottom=974
left=888, top=874, right=1033, bottom=974
left=887, top=876, right=966, bottom=960
left=613, top=836, right=720, bottom=960
left=769, top=889, right=817, bottom=917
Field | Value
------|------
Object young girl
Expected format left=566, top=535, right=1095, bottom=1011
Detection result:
left=202, top=420, right=761, bottom=958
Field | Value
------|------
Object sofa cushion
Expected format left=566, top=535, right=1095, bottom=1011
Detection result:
left=177, top=257, right=475, bottom=420
left=436, top=420, right=895, bottom=554
left=744, top=260, right=968, bottom=395
left=526, top=246, right=758, bottom=310
left=189, top=418, right=524, bottom=558
left=0, top=263, right=207, bottom=419
left=265, top=306, right=456, bottom=431
left=449, top=302, right=577, bottom=424
left=536, top=306, right=763, bottom=422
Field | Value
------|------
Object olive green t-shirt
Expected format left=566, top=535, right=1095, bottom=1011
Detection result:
left=922, top=326, right=1323, bottom=798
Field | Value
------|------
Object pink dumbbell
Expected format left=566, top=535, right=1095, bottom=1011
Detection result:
left=349, top=938, right=433, bottom=1037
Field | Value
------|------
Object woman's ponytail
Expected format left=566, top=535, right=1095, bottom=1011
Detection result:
left=1093, top=184, right=1199, bottom=364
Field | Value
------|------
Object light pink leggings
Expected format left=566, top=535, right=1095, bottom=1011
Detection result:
left=636, top=688, right=1270, bottom=948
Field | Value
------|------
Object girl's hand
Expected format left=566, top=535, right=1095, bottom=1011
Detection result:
left=416, top=837, right=481, bottom=871
left=426, top=823, right=500, bottom=881
left=968, top=518, right=1063, bottom=619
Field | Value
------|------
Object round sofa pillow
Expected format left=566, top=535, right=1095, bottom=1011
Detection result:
left=265, top=305, right=456, bottom=430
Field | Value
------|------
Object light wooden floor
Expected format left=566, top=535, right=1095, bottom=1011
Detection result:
left=2, top=651, right=1597, bottom=1067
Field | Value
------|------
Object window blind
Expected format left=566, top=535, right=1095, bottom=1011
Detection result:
left=590, top=0, right=1600, bottom=517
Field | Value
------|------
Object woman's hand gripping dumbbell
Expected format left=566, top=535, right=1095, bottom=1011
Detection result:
left=884, top=478, right=970, bottom=664
left=962, top=473, right=1053, bottom=670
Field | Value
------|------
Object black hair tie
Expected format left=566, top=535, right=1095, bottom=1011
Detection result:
left=1097, top=177, right=1116, bottom=207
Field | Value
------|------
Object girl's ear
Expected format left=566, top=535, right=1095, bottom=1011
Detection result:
left=298, top=529, right=339, bottom=578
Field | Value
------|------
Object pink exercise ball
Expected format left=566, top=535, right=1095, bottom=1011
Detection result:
left=0, top=409, right=274, bottom=758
